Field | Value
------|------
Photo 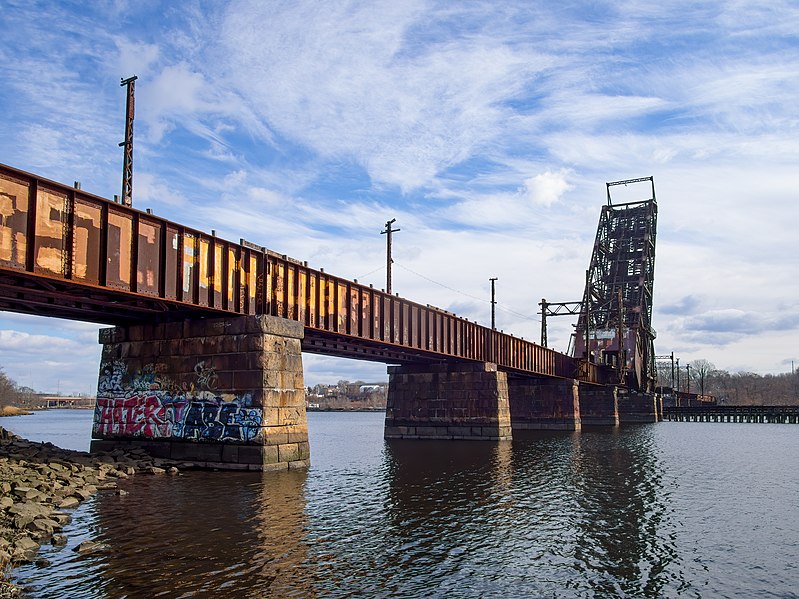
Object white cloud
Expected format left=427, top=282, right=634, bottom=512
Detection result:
left=216, top=0, right=553, bottom=191
left=113, top=37, right=160, bottom=78
left=1, top=0, right=799, bottom=387
left=0, top=319, right=102, bottom=395
left=523, top=170, right=573, bottom=207
left=136, top=172, right=189, bottom=208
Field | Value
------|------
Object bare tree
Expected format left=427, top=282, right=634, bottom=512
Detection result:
left=689, top=359, right=715, bottom=397
left=0, top=367, right=18, bottom=407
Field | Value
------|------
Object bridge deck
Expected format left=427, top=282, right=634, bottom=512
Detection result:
left=0, top=163, right=610, bottom=383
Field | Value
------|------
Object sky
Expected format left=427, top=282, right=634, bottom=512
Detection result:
left=1, top=0, right=798, bottom=395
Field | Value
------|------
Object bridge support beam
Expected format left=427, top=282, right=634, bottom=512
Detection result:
left=508, top=377, right=581, bottom=430
left=384, top=362, right=512, bottom=440
left=90, top=315, right=309, bottom=471
left=578, top=384, right=619, bottom=426
left=618, top=390, right=658, bottom=423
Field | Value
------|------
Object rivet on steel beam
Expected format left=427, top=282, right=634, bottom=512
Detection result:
left=354, top=279, right=358, bottom=283
left=146, top=208, right=152, bottom=214
left=211, top=229, right=216, bottom=237
left=114, top=194, right=120, bottom=203
left=73, top=181, right=81, bottom=190
left=320, top=268, right=324, bottom=272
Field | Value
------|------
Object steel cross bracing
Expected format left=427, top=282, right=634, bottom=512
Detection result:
left=0, top=163, right=616, bottom=386
left=572, top=177, right=658, bottom=392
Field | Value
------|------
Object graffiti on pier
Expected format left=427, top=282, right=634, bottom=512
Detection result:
left=93, top=359, right=263, bottom=443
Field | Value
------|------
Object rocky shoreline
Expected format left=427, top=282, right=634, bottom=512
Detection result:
left=0, top=426, right=181, bottom=597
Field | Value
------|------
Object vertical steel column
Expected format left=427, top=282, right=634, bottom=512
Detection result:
left=489, top=277, right=497, bottom=330
left=539, top=298, right=548, bottom=347
left=119, top=75, right=137, bottom=208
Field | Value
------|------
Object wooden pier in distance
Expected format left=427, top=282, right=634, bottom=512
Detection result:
left=664, top=405, right=799, bottom=424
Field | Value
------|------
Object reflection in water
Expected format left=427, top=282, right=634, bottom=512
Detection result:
left=382, top=439, right=516, bottom=596
left=381, top=435, right=593, bottom=596
left=11, top=412, right=799, bottom=597
left=16, top=470, right=311, bottom=597
left=569, top=426, right=680, bottom=597
left=253, top=470, right=313, bottom=598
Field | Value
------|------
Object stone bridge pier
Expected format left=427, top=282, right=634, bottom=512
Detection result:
left=384, top=364, right=587, bottom=438
left=384, top=362, right=513, bottom=440
left=90, top=315, right=309, bottom=471
left=508, top=376, right=581, bottom=431
left=384, top=366, right=657, bottom=435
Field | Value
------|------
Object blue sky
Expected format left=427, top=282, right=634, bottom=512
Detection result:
left=1, top=0, right=798, bottom=394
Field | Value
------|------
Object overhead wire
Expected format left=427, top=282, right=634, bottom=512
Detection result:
left=355, top=265, right=385, bottom=281
left=393, top=261, right=543, bottom=324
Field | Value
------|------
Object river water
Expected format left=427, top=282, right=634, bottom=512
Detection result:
left=2, top=410, right=798, bottom=598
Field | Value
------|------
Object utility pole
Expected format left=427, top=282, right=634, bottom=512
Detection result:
left=676, top=357, right=680, bottom=406
left=119, top=75, right=138, bottom=207
left=584, top=269, right=591, bottom=362
left=670, top=352, right=675, bottom=391
left=686, top=364, right=691, bottom=396
left=700, top=367, right=705, bottom=398
left=540, top=298, right=548, bottom=346
left=380, top=219, right=400, bottom=295
left=489, top=277, right=498, bottom=330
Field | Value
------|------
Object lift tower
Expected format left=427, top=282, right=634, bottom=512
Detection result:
left=572, top=177, right=658, bottom=392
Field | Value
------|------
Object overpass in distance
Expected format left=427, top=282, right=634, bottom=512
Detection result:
left=0, top=162, right=659, bottom=470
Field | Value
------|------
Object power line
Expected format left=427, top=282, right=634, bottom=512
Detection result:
left=393, top=261, right=542, bottom=324
left=355, top=265, right=385, bottom=281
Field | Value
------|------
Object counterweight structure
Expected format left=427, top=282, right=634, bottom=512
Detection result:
left=573, top=177, right=658, bottom=392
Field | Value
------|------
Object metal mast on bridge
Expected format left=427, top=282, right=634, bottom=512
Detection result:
left=119, top=75, right=137, bottom=208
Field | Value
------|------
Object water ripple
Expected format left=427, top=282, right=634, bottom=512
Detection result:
left=9, top=414, right=799, bottom=597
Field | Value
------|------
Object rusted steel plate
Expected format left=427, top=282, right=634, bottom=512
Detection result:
left=0, top=162, right=614, bottom=384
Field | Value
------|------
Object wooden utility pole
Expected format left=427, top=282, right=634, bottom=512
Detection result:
left=381, top=219, right=400, bottom=294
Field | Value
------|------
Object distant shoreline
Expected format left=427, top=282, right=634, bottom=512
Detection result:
left=307, top=407, right=384, bottom=413
left=0, top=406, right=94, bottom=416
left=0, top=406, right=33, bottom=417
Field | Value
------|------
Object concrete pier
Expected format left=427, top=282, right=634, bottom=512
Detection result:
left=384, top=362, right=512, bottom=440
left=90, top=315, right=309, bottom=471
left=578, top=384, right=619, bottom=426
left=508, top=377, right=581, bottom=430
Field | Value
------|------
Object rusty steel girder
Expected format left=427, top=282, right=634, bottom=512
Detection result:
left=0, top=162, right=614, bottom=385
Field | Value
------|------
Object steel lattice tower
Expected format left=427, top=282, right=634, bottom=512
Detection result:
left=573, top=177, right=658, bottom=392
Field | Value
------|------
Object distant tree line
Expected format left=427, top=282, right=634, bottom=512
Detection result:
left=0, top=366, right=39, bottom=407
left=306, top=380, right=387, bottom=410
left=656, top=359, right=799, bottom=405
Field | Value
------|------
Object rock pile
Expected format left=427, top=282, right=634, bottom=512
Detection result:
left=0, top=425, right=180, bottom=595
